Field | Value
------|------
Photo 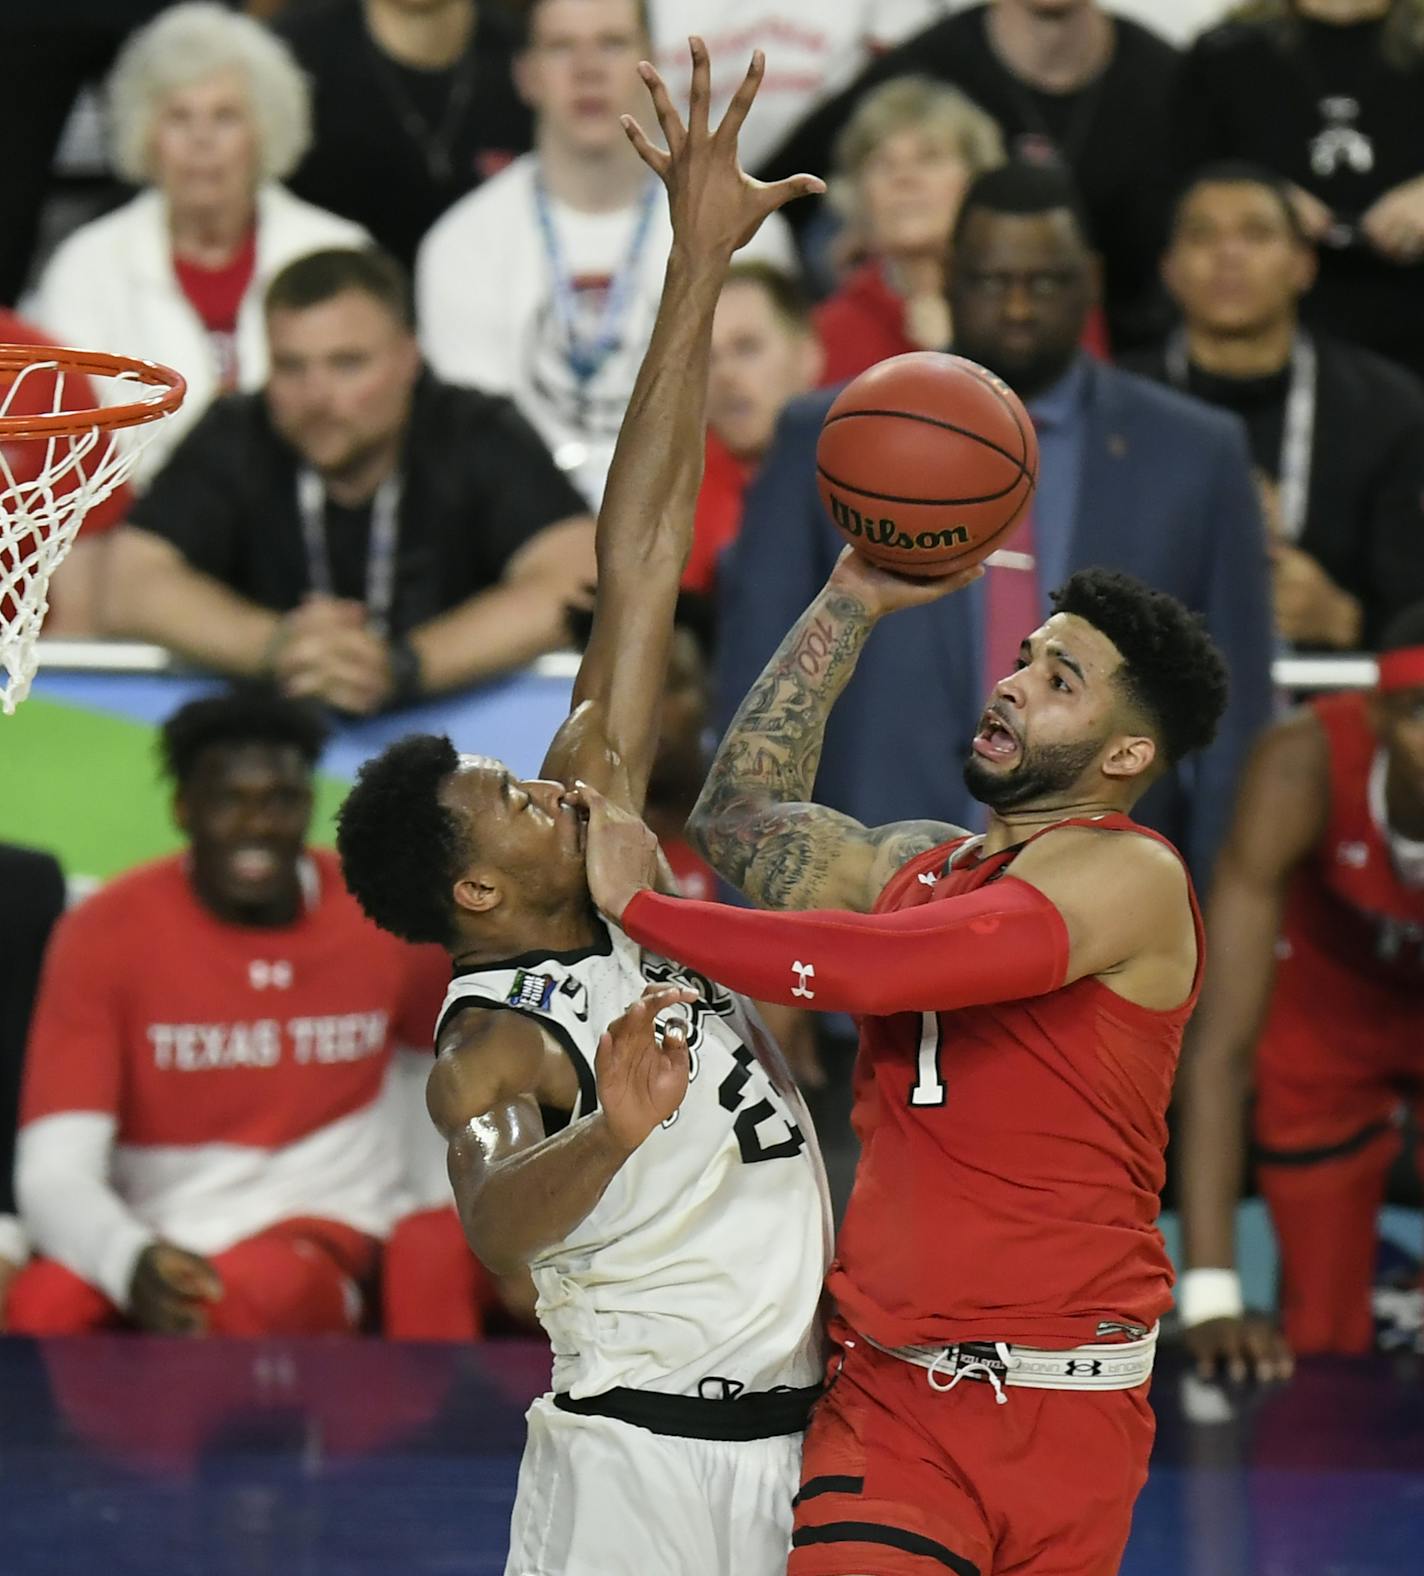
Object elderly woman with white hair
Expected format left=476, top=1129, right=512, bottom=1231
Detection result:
left=814, top=76, right=1005, bottom=386
left=34, top=2, right=368, bottom=485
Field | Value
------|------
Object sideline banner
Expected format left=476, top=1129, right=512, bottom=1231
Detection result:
left=2, top=667, right=575, bottom=883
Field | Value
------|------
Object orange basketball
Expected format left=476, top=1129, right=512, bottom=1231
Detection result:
left=816, top=351, right=1038, bottom=577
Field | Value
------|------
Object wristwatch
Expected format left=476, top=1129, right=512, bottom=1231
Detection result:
left=385, top=635, right=424, bottom=709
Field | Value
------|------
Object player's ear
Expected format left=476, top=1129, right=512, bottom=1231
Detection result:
left=453, top=871, right=502, bottom=916
left=172, top=788, right=192, bottom=836
left=1102, top=732, right=1156, bottom=783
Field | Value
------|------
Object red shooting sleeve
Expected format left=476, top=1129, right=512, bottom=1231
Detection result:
left=620, top=878, right=1071, bottom=1015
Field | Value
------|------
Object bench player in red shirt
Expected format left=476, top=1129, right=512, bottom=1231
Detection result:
left=573, top=548, right=1230, bottom=1576
left=1178, top=604, right=1424, bottom=1370
left=8, top=688, right=447, bottom=1337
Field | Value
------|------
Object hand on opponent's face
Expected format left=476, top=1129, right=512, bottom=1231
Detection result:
left=623, top=39, right=825, bottom=263
left=565, top=781, right=661, bottom=922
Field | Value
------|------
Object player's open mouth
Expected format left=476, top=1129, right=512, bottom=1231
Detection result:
left=973, top=711, right=1020, bottom=761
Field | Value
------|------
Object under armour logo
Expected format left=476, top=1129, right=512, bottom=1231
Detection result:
left=1064, top=1359, right=1103, bottom=1378
left=1336, top=841, right=1369, bottom=869
left=790, top=961, right=816, bottom=1000
left=249, top=960, right=293, bottom=990
left=917, top=872, right=938, bottom=887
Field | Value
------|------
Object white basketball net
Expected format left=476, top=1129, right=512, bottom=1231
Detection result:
left=0, top=358, right=177, bottom=714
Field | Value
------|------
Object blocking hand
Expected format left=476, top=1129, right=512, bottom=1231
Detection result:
left=623, top=37, right=825, bottom=261
left=597, top=984, right=698, bottom=1153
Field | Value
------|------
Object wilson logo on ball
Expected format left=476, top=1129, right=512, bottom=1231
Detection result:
left=829, top=495, right=970, bottom=553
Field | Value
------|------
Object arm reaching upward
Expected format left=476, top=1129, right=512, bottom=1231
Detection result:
left=688, top=547, right=981, bottom=911
left=542, top=41, right=823, bottom=810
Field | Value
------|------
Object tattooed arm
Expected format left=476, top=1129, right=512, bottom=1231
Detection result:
left=688, top=550, right=983, bottom=912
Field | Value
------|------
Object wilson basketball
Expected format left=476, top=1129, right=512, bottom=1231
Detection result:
left=816, top=352, right=1038, bottom=578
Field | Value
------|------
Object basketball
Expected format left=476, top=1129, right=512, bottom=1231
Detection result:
left=816, top=352, right=1039, bottom=578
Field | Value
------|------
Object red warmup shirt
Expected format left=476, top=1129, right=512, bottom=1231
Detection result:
left=21, top=848, right=448, bottom=1256
left=1283, top=691, right=1424, bottom=988
left=832, top=820, right=1202, bottom=1350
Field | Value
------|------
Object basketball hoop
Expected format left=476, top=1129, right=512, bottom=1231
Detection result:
left=0, top=346, right=185, bottom=714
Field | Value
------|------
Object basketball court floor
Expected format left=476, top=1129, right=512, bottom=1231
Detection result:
left=0, top=1335, right=1417, bottom=1575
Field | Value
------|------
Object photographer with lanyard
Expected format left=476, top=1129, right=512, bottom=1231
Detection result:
left=104, top=246, right=594, bottom=715
left=1127, top=162, right=1424, bottom=649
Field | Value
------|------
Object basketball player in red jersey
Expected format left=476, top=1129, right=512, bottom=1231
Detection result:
left=1177, top=604, right=1424, bottom=1372
left=572, top=546, right=1230, bottom=1576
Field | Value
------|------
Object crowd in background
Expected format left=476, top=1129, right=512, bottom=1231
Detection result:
left=1, top=0, right=1421, bottom=1354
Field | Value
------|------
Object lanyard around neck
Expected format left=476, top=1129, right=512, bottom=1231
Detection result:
left=296, top=467, right=402, bottom=636
left=533, top=173, right=659, bottom=387
left=1166, top=329, right=1318, bottom=544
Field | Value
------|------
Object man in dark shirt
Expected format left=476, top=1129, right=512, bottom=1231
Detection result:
left=1173, top=2, right=1424, bottom=380
left=762, top=0, right=1181, bottom=353
left=278, top=0, right=533, bottom=269
left=1125, top=163, right=1424, bottom=649
left=104, top=247, right=594, bottom=714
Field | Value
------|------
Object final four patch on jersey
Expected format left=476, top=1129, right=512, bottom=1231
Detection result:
left=508, top=970, right=557, bottom=1012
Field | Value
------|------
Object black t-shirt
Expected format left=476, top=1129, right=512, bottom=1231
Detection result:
left=1123, top=334, right=1424, bottom=645
left=761, top=3, right=1181, bottom=352
left=128, top=372, right=587, bottom=635
left=0, top=845, right=65, bottom=1221
left=277, top=0, right=532, bottom=268
left=1173, top=18, right=1424, bottom=379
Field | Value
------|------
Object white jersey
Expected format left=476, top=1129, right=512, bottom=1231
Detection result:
left=439, top=920, right=831, bottom=1401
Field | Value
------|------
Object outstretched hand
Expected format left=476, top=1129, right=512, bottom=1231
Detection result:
left=828, top=545, right=985, bottom=620
left=565, top=780, right=660, bottom=921
left=597, top=983, right=698, bottom=1153
left=624, top=38, right=825, bottom=260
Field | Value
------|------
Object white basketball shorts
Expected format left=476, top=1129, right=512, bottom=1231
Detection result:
left=504, top=1395, right=803, bottom=1575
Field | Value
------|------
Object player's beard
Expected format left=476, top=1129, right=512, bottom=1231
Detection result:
left=963, top=734, right=1105, bottom=812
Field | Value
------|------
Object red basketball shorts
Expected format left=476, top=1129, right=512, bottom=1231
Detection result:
left=789, top=1322, right=1155, bottom=1576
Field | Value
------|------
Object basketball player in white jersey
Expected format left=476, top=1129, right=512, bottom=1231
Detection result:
left=336, top=44, right=830, bottom=1576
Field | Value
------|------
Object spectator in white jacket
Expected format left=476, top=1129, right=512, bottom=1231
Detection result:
left=32, top=3, right=367, bottom=488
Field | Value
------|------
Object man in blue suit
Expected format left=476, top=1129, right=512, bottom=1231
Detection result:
left=718, top=162, right=1273, bottom=888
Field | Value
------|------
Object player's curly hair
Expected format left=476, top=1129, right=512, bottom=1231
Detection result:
left=160, top=684, right=329, bottom=787
left=1050, top=569, right=1230, bottom=767
left=335, top=734, right=467, bottom=947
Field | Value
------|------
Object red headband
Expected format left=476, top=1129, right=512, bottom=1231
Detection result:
left=1377, top=647, right=1424, bottom=694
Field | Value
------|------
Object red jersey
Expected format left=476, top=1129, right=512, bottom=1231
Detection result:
left=1283, top=692, right=1424, bottom=989
left=22, top=849, right=448, bottom=1253
left=829, top=814, right=1203, bottom=1351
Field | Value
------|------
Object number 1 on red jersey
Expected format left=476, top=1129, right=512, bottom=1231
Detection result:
left=909, top=1010, right=946, bottom=1106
